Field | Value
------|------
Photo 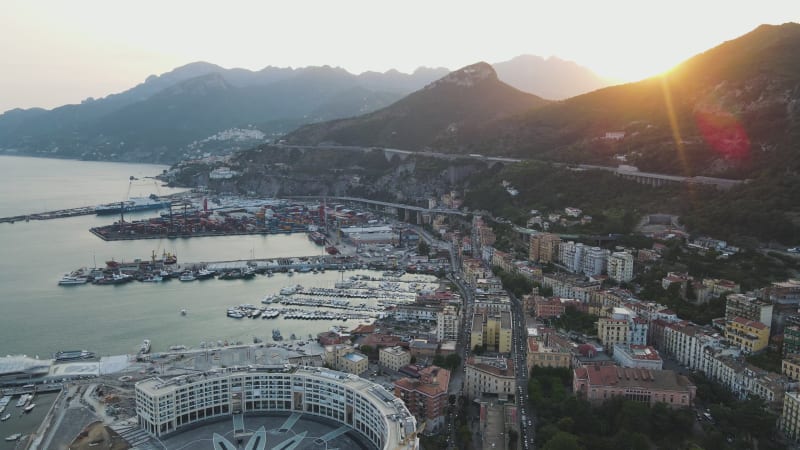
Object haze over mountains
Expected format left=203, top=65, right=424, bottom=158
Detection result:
left=285, top=62, right=549, bottom=151
left=290, top=23, right=800, bottom=179
left=0, top=56, right=608, bottom=163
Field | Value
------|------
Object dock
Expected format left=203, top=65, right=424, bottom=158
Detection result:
left=0, top=206, right=97, bottom=224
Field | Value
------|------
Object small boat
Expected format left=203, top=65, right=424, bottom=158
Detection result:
left=141, top=274, right=163, bottom=282
left=0, top=414, right=10, bottom=421
left=140, top=339, right=151, bottom=354
left=15, top=395, right=29, bottom=407
left=180, top=308, right=187, bottom=316
left=94, top=273, right=133, bottom=285
left=196, top=268, right=216, bottom=280
left=23, top=403, right=35, bottom=413
left=179, top=271, right=196, bottom=282
left=5, top=433, right=21, bottom=441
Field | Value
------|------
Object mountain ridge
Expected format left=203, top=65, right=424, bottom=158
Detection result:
left=284, top=62, right=550, bottom=151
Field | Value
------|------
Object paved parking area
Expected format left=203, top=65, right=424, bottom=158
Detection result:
left=159, top=413, right=374, bottom=450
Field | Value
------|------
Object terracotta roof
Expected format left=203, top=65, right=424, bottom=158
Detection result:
left=731, top=316, right=767, bottom=330
left=574, top=365, right=692, bottom=391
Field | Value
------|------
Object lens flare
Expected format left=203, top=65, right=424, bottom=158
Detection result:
left=660, top=76, right=690, bottom=175
left=694, top=109, right=750, bottom=160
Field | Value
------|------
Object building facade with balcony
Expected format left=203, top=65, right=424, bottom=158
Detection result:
left=135, top=366, right=418, bottom=449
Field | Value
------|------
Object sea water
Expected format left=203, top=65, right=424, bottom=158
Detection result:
left=0, top=156, right=402, bottom=357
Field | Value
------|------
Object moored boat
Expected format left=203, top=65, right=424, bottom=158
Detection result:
left=0, top=414, right=10, bottom=421
left=23, top=403, right=35, bottom=413
left=54, top=350, right=95, bottom=361
left=5, top=433, right=22, bottom=441
left=15, top=395, right=29, bottom=407
left=272, top=329, right=283, bottom=341
left=58, top=274, right=88, bottom=286
left=95, top=194, right=171, bottom=215
left=196, top=268, right=216, bottom=280
left=179, top=271, right=196, bottom=281
left=140, top=339, right=151, bottom=354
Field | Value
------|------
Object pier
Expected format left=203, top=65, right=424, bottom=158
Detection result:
left=0, top=206, right=97, bottom=224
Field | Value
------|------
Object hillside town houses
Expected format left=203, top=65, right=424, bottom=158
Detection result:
left=309, top=204, right=800, bottom=443
left=464, top=216, right=800, bottom=442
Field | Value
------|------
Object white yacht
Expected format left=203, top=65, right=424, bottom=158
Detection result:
left=58, top=275, right=88, bottom=285
left=179, top=271, right=196, bottom=281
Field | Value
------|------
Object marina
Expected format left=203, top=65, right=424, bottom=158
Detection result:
left=0, top=156, right=446, bottom=363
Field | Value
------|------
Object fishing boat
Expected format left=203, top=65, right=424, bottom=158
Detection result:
left=94, top=273, right=133, bottom=285
left=140, top=339, right=151, bottom=354
left=196, top=268, right=216, bottom=280
left=272, top=329, right=283, bottom=341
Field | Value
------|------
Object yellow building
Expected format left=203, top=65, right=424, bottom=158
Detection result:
left=472, top=311, right=512, bottom=354
left=783, top=357, right=800, bottom=382
left=725, top=316, right=769, bottom=354
left=380, top=346, right=411, bottom=372
left=324, top=344, right=369, bottom=375
left=527, top=337, right=571, bottom=369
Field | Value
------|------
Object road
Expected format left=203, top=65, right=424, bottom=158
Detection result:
left=510, top=292, right=536, bottom=449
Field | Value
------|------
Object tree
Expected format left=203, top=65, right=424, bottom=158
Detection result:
left=418, top=240, right=430, bottom=256
left=445, top=353, right=461, bottom=371
left=543, top=431, right=583, bottom=450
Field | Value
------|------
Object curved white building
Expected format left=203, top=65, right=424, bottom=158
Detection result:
left=135, top=365, right=418, bottom=449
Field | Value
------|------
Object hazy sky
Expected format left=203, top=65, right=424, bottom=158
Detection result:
left=1, top=0, right=798, bottom=113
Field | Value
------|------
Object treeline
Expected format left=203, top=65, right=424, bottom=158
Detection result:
left=530, top=367, right=694, bottom=450
left=462, top=161, right=800, bottom=246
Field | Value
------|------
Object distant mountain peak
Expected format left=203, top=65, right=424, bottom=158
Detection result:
left=427, top=62, right=497, bottom=89
left=153, top=72, right=232, bottom=97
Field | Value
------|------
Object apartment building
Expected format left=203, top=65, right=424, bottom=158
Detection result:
left=529, top=233, right=561, bottom=263
left=724, top=317, right=769, bottom=354
left=394, top=366, right=450, bottom=433
left=607, top=251, right=635, bottom=283
left=380, top=346, right=412, bottom=372
left=436, top=306, right=460, bottom=342
left=464, top=357, right=516, bottom=401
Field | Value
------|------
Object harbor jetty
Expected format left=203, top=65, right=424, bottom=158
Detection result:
left=0, top=205, right=97, bottom=224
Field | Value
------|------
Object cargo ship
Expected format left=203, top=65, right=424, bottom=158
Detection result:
left=95, top=194, right=171, bottom=215
left=54, top=350, right=95, bottom=361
